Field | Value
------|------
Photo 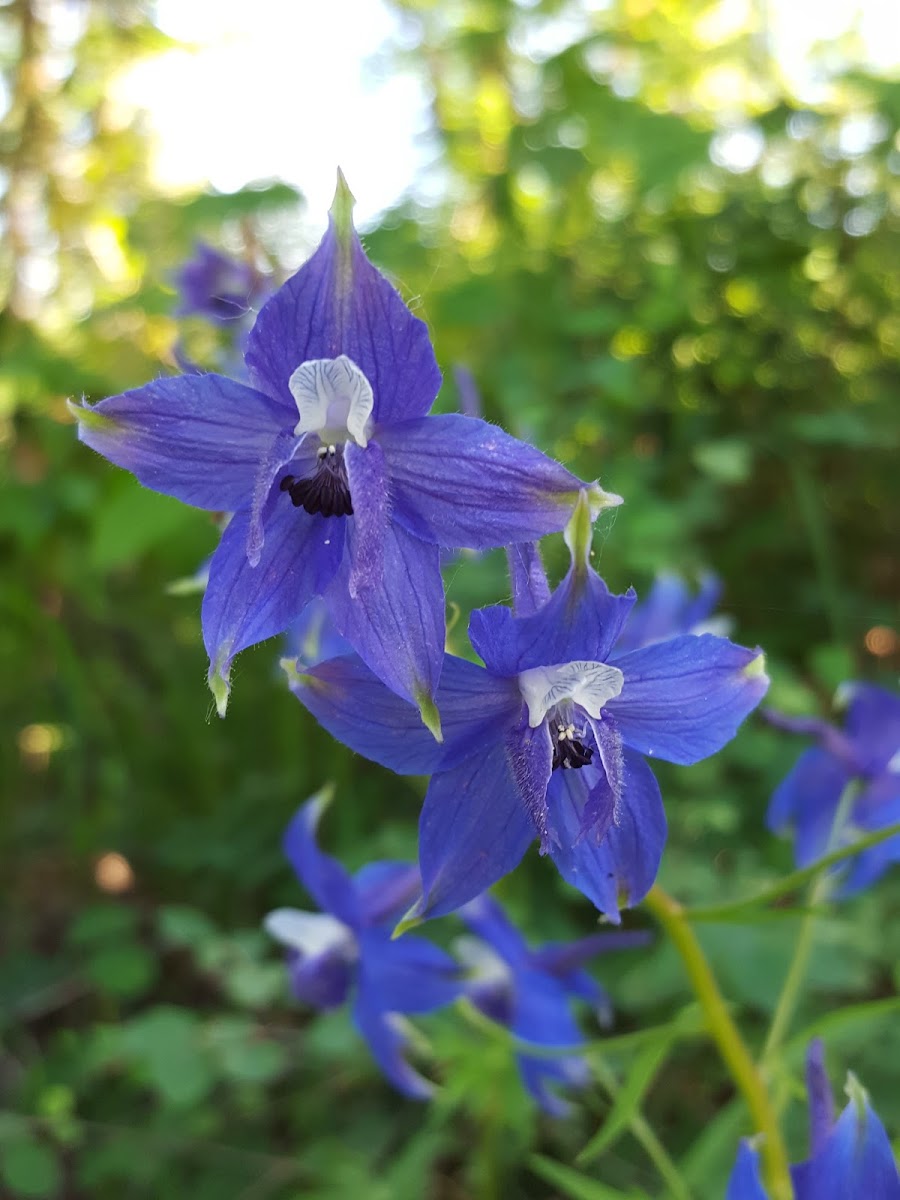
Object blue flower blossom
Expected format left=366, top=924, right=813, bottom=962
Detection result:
left=616, top=570, right=728, bottom=652
left=457, top=893, right=648, bottom=1115
left=766, top=683, right=900, bottom=894
left=264, top=791, right=462, bottom=1099
left=727, top=1040, right=900, bottom=1199
left=174, top=243, right=268, bottom=327
left=72, top=173, right=611, bottom=725
left=285, top=492, right=768, bottom=923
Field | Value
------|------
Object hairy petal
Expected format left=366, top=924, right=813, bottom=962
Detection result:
left=72, top=374, right=291, bottom=510
left=546, top=751, right=666, bottom=922
left=379, top=414, right=586, bottom=548
left=344, top=440, right=390, bottom=595
left=203, top=505, right=344, bottom=714
left=282, top=796, right=361, bottom=927
left=245, top=183, right=441, bottom=426
left=326, top=521, right=445, bottom=715
left=505, top=717, right=554, bottom=848
left=286, top=652, right=522, bottom=775
left=608, top=635, right=769, bottom=765
left=416, top=753, right=535, bottom=920
left=506, top=542, right=551, bottom=617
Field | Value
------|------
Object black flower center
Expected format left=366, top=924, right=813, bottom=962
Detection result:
left=551, top=721, right=594, bottom=771
left=280, top=444, right=353, bottom=518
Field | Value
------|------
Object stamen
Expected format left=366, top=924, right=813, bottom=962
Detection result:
left=551, top=719, right=594, bottom=771
left=280, top=444, right=353, bottom=518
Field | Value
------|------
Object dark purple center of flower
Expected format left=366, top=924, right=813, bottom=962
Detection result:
left=280, top=445, right=353, bottom=518
left=551, top=720, right=594, bottom=771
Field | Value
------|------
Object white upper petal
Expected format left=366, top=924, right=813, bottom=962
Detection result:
left=263, top=907, right=353, bottom=957
left=288, top=355, right=374, bottom=447
left=518, top=660, right=625, bottom=727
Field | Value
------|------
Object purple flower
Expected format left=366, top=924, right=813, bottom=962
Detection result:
left=458, top=893, right=648, bottom=1115
left=286, top=492, right=768, bottom=923
left=264, top=792, right=461, bottom=1099
left=727, top=1041, right=900, bottom=1199
left=766, top=683, right=900, bottom=894
left=72, top=174, right=610, bottom=725
left=174, top=243, right=267, bottom=326
left=616, top=570, right=728, bottom=652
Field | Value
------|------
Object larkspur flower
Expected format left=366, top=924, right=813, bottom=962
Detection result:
left=264, top=791, right=461, bottom=1099
left=457, top=893, right=648, bottom=1115
left=766, top=683, right=900, bottom=894
left=72, top=173, right=611, bottom=726
left=615, top=570, right=729, bottom=652
left=727, top=1041, right=900, bottom=1199
left=285, top=492, right=768, bottom=923
left=174, top=243, right=267, bottom=326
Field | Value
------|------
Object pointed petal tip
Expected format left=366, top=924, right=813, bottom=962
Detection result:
left=415, top=687, right=443, bottom=743
left=588, top=482, right=625, bottom=515
left=392, top=910, right=425, bottom=939
left=280, top=656, right=316, bottom=690
left=209, top=668, right=230, bottom=718
left=330, top=168, right=356, bottom=238
left=743, top=651, right=769, bottom=681
left=67, top=397, right=116, bottom=436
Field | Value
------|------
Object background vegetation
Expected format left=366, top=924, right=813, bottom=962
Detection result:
left=2, top=1, right=898, bottom=1196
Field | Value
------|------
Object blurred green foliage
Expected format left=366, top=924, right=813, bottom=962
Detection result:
left=2, top=1, right=898, bottom=1197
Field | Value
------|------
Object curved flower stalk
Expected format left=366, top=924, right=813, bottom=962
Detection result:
left=727, top=1041, right=900, bottom=1198
left=264, top=792, right=462, bottom=1099
left=458, top=893, right=649, bottom=1115
left=615, top=570, right=729, bottom=652
left=285, top=492, right=768, bottom=923
left=766, top=683, right=900, bottom=894
left=72, top=173, right=612, bottom=727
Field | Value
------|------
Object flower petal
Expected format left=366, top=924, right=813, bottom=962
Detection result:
left=806, top=1039, right=836, bottom=1157
left=353, top=863, right=423, bottom=928
left=357, top=928, right=461, bottom=1014
left=546, top=751, right=666, bottom=922
left=505, top=716, right=554, bottom=846
left=285, top=651, right=522, bottom=775
left=838, top=775, right=900, bottom=895
left=244, top=176, right=441, bottom=426
left=469, top=570, right=635, bottom=678
left=351, top=993, right=433, bottom=1100
left=506, top=542, right=551, bottom=617
left=841, top=683, right=900, bottom=775
left=726, top=1142, right=768, bottom=1200
left=607, top=634, right=768, bottom=765
left=766, top=747, right=850, bottom=866
left=793, top=1092, right=900, bottom=1200
left=71, top=374, right=291, bottom=510
left=202, top=503, right=344, bottom=714
left=282, top=795, right=361, bottom=927
left=378, top=414, right=588, bottom=548
left=458, top=894, right=530, bottom=968
left=326, top=519, right=445, bottom=721
left=344, top=440, right=389, bottom=595
left=416, top=752, right=535, bottom=920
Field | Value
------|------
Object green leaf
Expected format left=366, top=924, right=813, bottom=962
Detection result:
left=90, top=479, right=198, bottom=570
left=578, top=1037, right=672, bottom=1163
left=85, top=943, right=157, bottom=999
left=120, top=1006, right=214, bottom=1107
left=0, top=1132, right=61, bottom=1198
left=530, top=1155, right=647, bottom=1200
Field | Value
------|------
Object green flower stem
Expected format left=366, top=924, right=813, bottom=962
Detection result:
left=590, top=1056, right=693, bottom=1200
left=762, top=783, right=858, bottom=1065
left=643, top=885, right=793, bottom=1200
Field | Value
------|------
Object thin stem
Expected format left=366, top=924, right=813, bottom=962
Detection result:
left=643, top=885, right=793, bottom=1200
left=591, top=1056, right=693, bottom=1200
left=762, top=784, right=858, bottom=1063
left=787, top=455, right=846, bottom=646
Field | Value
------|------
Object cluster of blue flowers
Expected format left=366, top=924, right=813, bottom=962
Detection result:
left=72, top=176, right=899, bottom=1187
